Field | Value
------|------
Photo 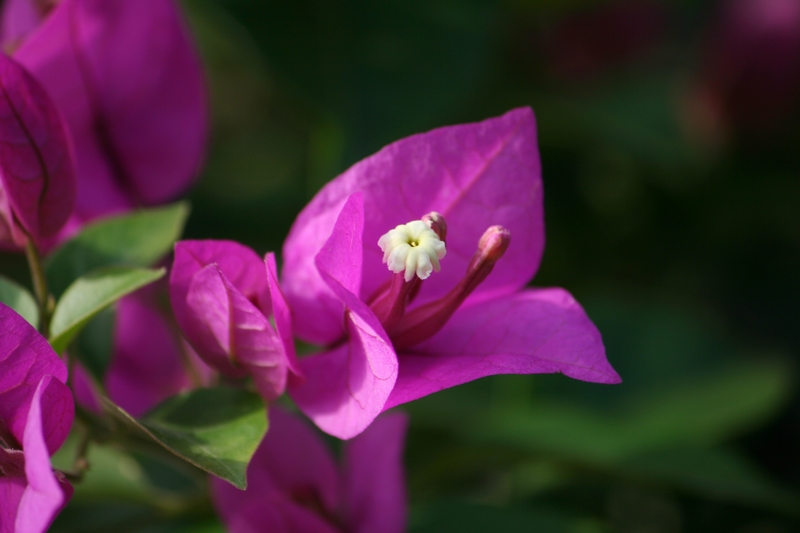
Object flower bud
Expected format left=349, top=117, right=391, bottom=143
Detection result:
left=467, top=225, right=511, bottom=277
left=422, top=211, right=447, bottom=241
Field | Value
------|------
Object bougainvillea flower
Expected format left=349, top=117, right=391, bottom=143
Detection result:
left=0, top=52, right=75, bottom=247
left=0, top=303, right=74, bottom=533
left=170, top=240, right=299, bottom=401
left=11, top=0, right=207, bottom=231
left=282, top=107, right=620, bottom=438
left=212, top=408, right=407, bottom=533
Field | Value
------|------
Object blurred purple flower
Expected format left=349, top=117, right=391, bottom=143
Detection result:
left=0, top=52, right=75, bottom=248
left=684, top=0, right=800, bottom=138
left=4, top=0, right=207, bottom=241
left=106, top=290, right=213, bottom=417
left=72, top=286, right=213, bottom=418
left=212, top=408, right=407, bottom=533
left=542, top=0, right=667, bottom=81
left=0, top=1, right=56, bottom=47
left=169, top=240, right=300, bottom=402
left=282, top=108, right=620, bottom=438
left=0, top=303, right=74, bottom=533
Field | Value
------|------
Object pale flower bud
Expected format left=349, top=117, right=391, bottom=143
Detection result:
left=468, top=225, right=511, bottom=274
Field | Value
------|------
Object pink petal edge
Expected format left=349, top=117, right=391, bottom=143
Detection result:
left=290, top=194, right=398, bottom=439
left=385, top=287, right=621, bottom=410
left=15, top=376, right=72, bottom=533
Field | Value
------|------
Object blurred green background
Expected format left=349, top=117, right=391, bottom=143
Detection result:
left=52, top=0, right=800, bottom=531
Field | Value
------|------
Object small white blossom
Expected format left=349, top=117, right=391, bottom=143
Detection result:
left=378, top=220, right=447, bottom=281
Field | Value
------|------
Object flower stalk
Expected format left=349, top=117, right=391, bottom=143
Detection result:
left=24, top=238, right=54, bottom=337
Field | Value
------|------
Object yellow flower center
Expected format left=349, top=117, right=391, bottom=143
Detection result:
left=378, top=220, right=447, bottom=282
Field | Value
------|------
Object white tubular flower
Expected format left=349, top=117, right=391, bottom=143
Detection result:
left=378, top=220, right=447, bottom=282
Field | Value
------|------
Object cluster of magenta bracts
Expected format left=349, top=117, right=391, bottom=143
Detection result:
left=0, top=1, right=206, bottom=530
left=0, top=1, right=622, bottom=532
left=0, top=0, right=206, bottom=250
left=169, top=108, right=622, bottom=443
left=166, top=107, right=621, bottom=532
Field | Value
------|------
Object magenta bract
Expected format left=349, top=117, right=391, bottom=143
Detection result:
left=170, top=240, right=299, bottom=401
left=0, top=52, right=75, bottom=247
left=288, top=193, right=399, bottom=438
left=0, top=0, right=47, bottom=48
left=0, top=303, right=74, bottom=533
left=282, top=108, right=621, bottom=438
left=212, top=408, right=407, bottom=533
left=283, top=108, right=548, bottom=345
left=12, top=0, right=207, bottom=231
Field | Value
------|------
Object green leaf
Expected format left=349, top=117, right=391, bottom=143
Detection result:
left=102, top=387, right=267, bottom=490
left=45, top=202, right=189, bottom=297
left=621, top=448, right=800, bottom=514
left=615, top=359, right=792, bottom=451
left=49, top=267, right=165, bottom=354
left=412, top=359, right=792, bottom=464
left=0, top=274, right=38, bottom=328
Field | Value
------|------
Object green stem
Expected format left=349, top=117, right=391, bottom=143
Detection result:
left=24, top=239, right=53, bottom=337
left=61, top=421, right=91, bottom=483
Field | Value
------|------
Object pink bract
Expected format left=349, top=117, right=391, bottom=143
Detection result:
left=170, top=240, right=299, bottom=401
left=11, top=0, right=207, bottom=234
left=282, top=107, right=621, bottom=439
left=0, top=303, right=74, bottom=533
left=212, top=408, right=407, bottom=533
left=0, top=52, right=75, bottom=247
